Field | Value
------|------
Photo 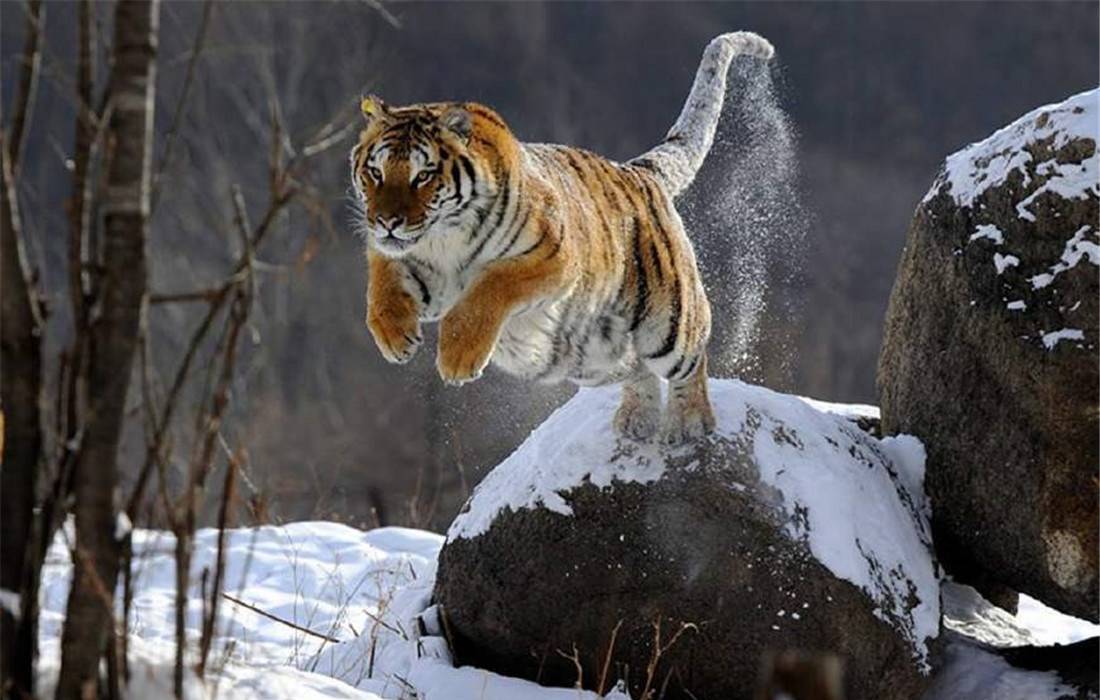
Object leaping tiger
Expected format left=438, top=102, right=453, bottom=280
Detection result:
left=350, top=31, right=775, bottom=444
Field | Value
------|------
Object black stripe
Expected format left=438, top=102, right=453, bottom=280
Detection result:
left=540, top=232, right=564, bottom=260
left=513, top=223, right=548, bottom=258
left=467, top=105, right=507, bottom=129
left=499, top=206, right=531, bottom=256
left=563, top=151, right=589, bottom=180
left=407, top=266, right=432, bottom=307
left=600, top=317, right=614, bottom=342
left=647, top=269, right=681, bottom=360
left=641, top=180, right=682, bottom=359
left=459, top=156, right=477, bottom=185
left=677, top=354, right=701, bottom=380
left=649, top=241, right=665, bottom=283
left=462, top=184, right=514, bottom=269
left=629, top=221, right=649, bottom=332
left=667, top=354, right=686, bottom=379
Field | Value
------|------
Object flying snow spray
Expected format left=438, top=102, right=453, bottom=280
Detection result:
left=680, top=57, right=808, bottom=388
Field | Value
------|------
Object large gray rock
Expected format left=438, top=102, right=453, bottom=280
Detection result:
left=434, top=380, right=939, bottom=699
left=878, top=89, right=1099, bottom=621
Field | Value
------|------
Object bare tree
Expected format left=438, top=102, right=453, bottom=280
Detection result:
left=55, top=0, right=161, bottom=695
left=0, top=129, right=46, bottom=700
left=0, top=1, right=47, bottom=696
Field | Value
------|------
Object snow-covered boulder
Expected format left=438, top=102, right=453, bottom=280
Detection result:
left=878, top=89, right=1099, bottom=621
left=434, top=380, right=940, bottom=699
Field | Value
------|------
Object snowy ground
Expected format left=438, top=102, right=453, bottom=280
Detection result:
left=34, top=389, right=1098, bottom=699
left=36, top=522, right=1097, bottom=699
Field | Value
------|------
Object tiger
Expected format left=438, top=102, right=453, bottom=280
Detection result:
left=350, top=31, right=775, bottom=444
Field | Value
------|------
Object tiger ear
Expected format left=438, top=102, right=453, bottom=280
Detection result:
left=440, top=106, right=472, bottom=143
left=360, top=95, right=391, bottom=125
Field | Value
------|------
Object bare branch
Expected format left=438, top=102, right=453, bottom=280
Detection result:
left=197, top=449, right=238, bottom=676
left=597, top=619, right=624, bottom=695
left=358, top=0, right=401, bottom=29
left=222, top=594, right=343, bottom=643
left=8, top=0, right=45, bottom=176
left=151, top=0, right=215, bottom=212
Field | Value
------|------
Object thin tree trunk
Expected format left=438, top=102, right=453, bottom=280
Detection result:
left=0, top=2, right=47, bottom=696
left=55, top=0, right=160, bottom=696
left=0, top=128, right=45, bottom=699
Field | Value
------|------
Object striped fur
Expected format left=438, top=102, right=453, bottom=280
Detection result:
left=351, top=32, right=774, bottom=443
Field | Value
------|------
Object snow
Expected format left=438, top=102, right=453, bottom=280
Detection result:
left=796, top=395, right=880, bottom=420
left=1030, top=225, right=1099, bottom=289
left=36, top=521, right=631, bottom=700
left=34, top=483, right=1099, bottom=699
left=925, top=89, right=1099, bottom=210
left=1040, top=328, right=1085, bottom=350
left=1017, top=593, right=1100, bottom=646
left=993, top=253, right=1020, bottom=274
left=29, top=391, right=1100, bottom=699
left=970, top=224, right=1005, bottom=245
left=942, top=582, right=1037, bottom=647
left=38, top=523, right=445, bottom=700
left=925, top=641, right=1078, bottom=700
left=116, top=512, right=134, bottom=540
left=1, top=588, right=21, bottom=618
left=929, top=581, right=1100, bottom=700
left=447, top=379, right=939, bottom=669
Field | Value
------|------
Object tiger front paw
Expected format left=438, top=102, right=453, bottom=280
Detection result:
left=436, top=307, right=497, bottom=386
left=367, top=309, right=422, bottom=365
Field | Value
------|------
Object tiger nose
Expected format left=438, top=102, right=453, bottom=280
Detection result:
left=378, top=215, right=404, bottom=233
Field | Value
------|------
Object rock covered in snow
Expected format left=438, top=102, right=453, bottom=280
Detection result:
left=434, top=380, right=939, bottom=700
left=878, top=89, right=1099, bottom=621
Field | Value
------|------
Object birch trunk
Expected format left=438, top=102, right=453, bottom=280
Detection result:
left=55, top=1, right=159, bottom=695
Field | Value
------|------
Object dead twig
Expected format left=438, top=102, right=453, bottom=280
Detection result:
left=640, top=617, right=698, bottom=700
left=197, top=449, right=239, bottom=676
left=556, top=643, right=584, bottom=689
left=151, top=0, right=215, bottom=212
left=221, top=594, right=343, bottom=644
left=597, top=619, right=624, bottom=695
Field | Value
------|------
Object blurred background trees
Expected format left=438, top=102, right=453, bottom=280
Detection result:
left=2, top=0, right=1096, bottom=538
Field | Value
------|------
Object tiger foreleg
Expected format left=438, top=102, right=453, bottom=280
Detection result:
left=661, top=351, right=716, bottom=445
left=614, top=369, right=662, bottom=441
left=366, top=249, right=423, bottom=364
left=437, top=239, right=569, bottom=385
left=436, top=296, right=504, bottom=386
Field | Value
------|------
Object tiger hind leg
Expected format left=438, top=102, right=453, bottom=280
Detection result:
left=661, top=351, right=716, bottom=445
left=613, top=368, right=662, bottom=441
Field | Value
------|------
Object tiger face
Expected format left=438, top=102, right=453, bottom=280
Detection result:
left=351, top=96, right=483, bottom=257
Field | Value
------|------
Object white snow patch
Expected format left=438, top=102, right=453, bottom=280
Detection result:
left=942, top=582, right=1036, bottom=647
left=116, top=512, right=133, bottom=540
left=447, top=379, right=939, bottom=669
left=1029, top=225, right=1099, bottom=289
left=969, top=224, right=1005, bottom=245
left=1006, top=300, right=1027, bottom=311
left=796, top=395, right=880, bottom=421
left=0, top=588, right=21, bottom=618
left=993, top=253, right=1019, bottom=274
left=925, top=89, right=1099, bottom=208
left=1017, top=593, right=1100, bottom=646
left=925, top=640, right=1078, bottom=700
left=1040, top=328, right=1085, bottom=350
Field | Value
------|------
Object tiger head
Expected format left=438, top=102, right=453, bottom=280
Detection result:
left=350, top=96, right=509, bottom=257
